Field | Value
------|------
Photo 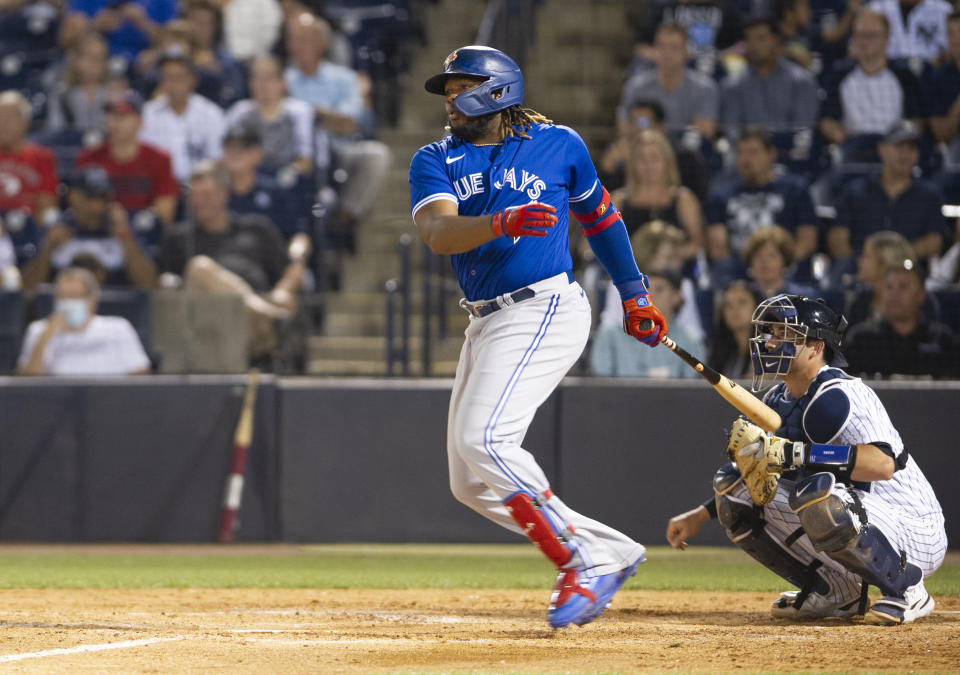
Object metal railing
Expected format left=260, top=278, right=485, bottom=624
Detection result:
left=385, top=235, right=451, bottom=376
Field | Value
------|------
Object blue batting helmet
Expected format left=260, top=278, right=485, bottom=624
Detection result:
left=424, top=45, right=524, bottom=117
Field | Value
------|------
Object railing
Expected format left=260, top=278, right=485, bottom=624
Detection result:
left=385, top=235, right=451, bottom=376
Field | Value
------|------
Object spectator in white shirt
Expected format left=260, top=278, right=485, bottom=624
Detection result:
left=139, top=47, right=226, bottom=182
left=17, top=266, right=151, bottom=375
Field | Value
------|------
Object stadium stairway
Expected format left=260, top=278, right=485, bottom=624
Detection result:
left=306, top=0, right=633, bottom=376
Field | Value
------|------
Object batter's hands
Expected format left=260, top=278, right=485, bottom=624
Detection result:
left=490, top=202, right=557, bottom=238
left=666, top=506, right=710, bottom=550
left=621, top=278, right=667, bottom=347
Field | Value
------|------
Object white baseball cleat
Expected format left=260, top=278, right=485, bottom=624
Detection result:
left=865, top=581, right=934, bottom=625
left=770, top=590, right=861, bottom=619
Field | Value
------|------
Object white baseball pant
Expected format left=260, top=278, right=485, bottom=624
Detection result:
left=447, top=272, right=644, bottom=577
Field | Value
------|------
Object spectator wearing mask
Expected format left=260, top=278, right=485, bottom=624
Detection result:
left=45, top=30, right=112, bottom=134
left=844, top=261, right=959, bottom=377
left=21, top=167, right=157, bottom=290
left=158, top=161, right=310, bottom=358
left=827, top=120, right=948, bottom=262
left=870, top=0, right=952, bottom=61
left=226, top=54, right=315, bottom=175
left=221, top=122, right=301, bottom=240
left=742, top=225, right=817, bottom=298
left=705, top=127, right=819, bottom=275
left=139, top=47, right=226, bottom=183
left=719, top=15, right=820, bottom=141
left=928, top=12, right=960, bottom=164
left=76, top=90, right=178, bottom=227
left=17, top=266, right=151, bottom=375
left=819, top=9, right=925, bottom=159
left=0, top=90, right=58, bottom=222
left=284, top=12, right=390, bottom=247
left=599, top=98, right=709, bottom=202
left=707, top=279, right=763, bottom=379
left=591, top=268, right=704, bottom=378
left=619, top=22, right=720, bottom=140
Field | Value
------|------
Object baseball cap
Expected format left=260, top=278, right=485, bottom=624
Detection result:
left=105, top=90, right=143, bottom=115
left=223, top=122, right=262, bottom=147
left=884, top=120, right=921, bottom=145
left=70, top=167, right=114, bottom=198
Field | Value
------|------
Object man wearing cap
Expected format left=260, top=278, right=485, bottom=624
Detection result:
left=21, top=166, right=157, bottom=290
left=76, top=90, right=179, bottom=227
left=139, top=47, right=226, bottom=183
left=827, top=120, right=949, bottom=262
left=221, top=122, right=301, bottom=241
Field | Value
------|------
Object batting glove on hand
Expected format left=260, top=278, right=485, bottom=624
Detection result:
left=490, top=202, right=557, bottom=238
left=621, top=277, right=667, bottom=347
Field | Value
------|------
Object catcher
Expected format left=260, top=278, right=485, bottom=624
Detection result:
left=666, top=293, right=946, bottom=624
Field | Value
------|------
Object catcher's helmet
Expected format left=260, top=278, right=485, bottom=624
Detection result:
left=424, top=45, right=524, bottom=117
left=749, top=294, right=849, bottom=390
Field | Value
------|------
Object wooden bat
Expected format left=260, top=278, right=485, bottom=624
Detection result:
left=218, top=369, right=260, bottom=543
left=659, top=334, right=781, bottom=431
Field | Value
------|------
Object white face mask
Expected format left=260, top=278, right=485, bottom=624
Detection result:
left=55, top=298, right=89, bottom=328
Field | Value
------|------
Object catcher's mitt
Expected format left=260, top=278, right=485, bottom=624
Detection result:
left=726, top=418, right=787, bottom=506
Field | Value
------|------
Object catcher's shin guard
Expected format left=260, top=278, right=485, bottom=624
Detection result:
left=714, top=465, right=829, bottom=595
left=790, top=473, right=922, bottom=598
left=504, top=490, right=573, bottom=567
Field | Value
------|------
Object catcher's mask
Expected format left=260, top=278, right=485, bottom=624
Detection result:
left=749, top=294, right=848, bottom=391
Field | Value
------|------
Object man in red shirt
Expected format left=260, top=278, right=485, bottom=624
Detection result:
left=76, top=91, right=179, bottom=227
left=0, top=91, right=58, bottom=221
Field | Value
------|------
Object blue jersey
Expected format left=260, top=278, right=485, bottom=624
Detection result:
left=409, top=124, right=600, bottom=301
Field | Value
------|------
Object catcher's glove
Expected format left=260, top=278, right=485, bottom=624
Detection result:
left=726, top=418, right=789, bottom=506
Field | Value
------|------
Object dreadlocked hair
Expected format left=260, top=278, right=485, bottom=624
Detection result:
left=501, top=105, right=553, bottom=139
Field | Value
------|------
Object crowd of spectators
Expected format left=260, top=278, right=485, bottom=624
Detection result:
left=591, top=0, right=960, bottom=380
left=0, top=0, right=412, bottom=374
left=1, top=0, right=959, bottom=381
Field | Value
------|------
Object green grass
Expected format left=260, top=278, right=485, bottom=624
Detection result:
left=0, top=544, right=956, bottom=594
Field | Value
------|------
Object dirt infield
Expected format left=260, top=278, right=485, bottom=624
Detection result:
left=0, top=588, right=956, bottom=673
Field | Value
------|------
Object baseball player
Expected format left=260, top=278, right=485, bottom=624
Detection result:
left=409, top=46, right=668, bottom=628
left=666, top=294, right=946, bottom=624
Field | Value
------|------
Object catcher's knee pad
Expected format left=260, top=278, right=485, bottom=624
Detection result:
left=712, top=463, right=742, bottom=496
left=789, top=473, right=858, bottom=553
left=789, top=473, right=921, bottom=598
left=715, top=483, right=827, bottom=595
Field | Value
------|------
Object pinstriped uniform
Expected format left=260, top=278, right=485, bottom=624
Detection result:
left=740, top=367, right=947, bottom=601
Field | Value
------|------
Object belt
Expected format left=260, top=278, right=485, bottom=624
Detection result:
left=459, top=287, right=537, bottom=318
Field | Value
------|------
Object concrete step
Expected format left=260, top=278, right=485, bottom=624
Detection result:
left=306, top=357, right=459, bottom=377
left=322, top=305, right=468, bottom=337
left=309, top=334, right=463, bottom=361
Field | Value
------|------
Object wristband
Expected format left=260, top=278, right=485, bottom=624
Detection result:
left=787, top=442, right=857, bottom=482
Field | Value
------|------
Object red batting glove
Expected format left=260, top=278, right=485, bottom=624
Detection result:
left=622, top=293, right=668, bottom=347
left=490, top=202, right=557, bottom=238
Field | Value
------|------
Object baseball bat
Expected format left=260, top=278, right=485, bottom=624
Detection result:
left=638, top=319, right=781, bottom=431
left=218, top=368, right=260, bottom=543
left=659, top=333, right=781, bottom=431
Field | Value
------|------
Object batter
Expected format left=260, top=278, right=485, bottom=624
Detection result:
left=409, top=45, right=668, bottom=628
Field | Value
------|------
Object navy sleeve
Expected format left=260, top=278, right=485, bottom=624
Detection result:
left=819, top=65, right=843, bottom=120
left=705, top=186, right=728, bottom=225
left=894, top=63, right=926, bottom=119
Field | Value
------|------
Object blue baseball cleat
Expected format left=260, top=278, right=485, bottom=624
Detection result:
left=580, top=551, right=646, bottom=625
left=547, top=552, right=646, bottom=628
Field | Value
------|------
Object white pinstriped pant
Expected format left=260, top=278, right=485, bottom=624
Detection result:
left=447, top=273, right=644, bottom=577
left=727, top=477, right=947, bottom=604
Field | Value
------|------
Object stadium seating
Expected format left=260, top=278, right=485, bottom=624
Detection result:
left=0, top=290, right=24, bottom=373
